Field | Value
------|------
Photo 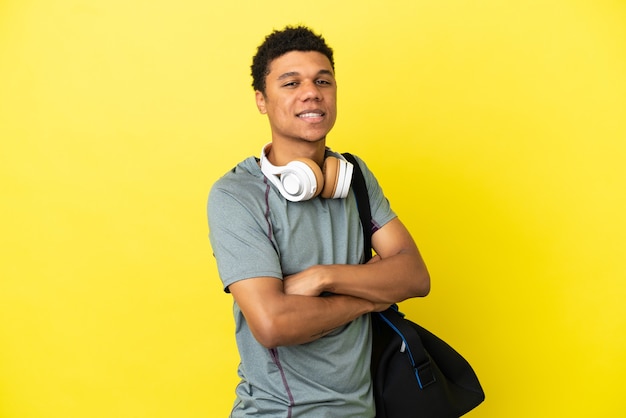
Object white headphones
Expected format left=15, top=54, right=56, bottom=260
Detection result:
left=260, top=143, right=354, bottom=202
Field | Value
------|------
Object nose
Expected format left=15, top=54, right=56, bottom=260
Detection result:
left=300, top=80, right=322, bottom=101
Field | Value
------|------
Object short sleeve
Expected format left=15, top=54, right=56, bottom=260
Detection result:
left=207, top=178, right=283, bottom=292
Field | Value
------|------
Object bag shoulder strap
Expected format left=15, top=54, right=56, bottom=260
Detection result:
left=344, top=152, right=436, bottom=388
left=342, top=153, right=372, bottom=262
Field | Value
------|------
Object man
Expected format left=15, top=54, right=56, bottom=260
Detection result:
left=208, top=26, right=430, bottom=417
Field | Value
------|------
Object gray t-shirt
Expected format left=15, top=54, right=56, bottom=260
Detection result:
left=208, top=150, right=396, bottom=417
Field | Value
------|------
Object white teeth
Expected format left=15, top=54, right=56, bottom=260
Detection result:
left=299, top=112, right=323, bottom=118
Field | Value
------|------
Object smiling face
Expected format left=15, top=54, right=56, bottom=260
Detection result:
left=255, top=51, right=337, bottom=148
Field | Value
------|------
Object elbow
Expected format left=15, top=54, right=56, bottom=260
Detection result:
left=414, top=270, right=431, bottom=298
left=253, top=329, right=280, bottom=349
left=249, top=316, right=286, bottom=349
left=403, top=249, right=431, bottom=298
left=256, top=337, right=279, bottom=350
left=419, top=276, right=431, bottom=297
left=396, top=271, right=430, bottom=302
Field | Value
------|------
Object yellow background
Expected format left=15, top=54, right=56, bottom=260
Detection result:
left=1, top=0, right=625, bottom=416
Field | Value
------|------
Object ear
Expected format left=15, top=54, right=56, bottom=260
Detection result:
left=255, top=90, right=267, bottom=114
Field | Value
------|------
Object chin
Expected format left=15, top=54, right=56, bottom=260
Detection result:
left=304, top=129, right=333, bottom=142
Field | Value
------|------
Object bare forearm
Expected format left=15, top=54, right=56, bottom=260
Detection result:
left=284, top=250, right=428, bottom=305
left=325, top=217, right=431, bottom=303
left=321, top=251, right=430, bottom=303
left=251, top=293, right=374, bottom=348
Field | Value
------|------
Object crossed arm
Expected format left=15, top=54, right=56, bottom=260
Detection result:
left=228, top=217, right=430, bottom=348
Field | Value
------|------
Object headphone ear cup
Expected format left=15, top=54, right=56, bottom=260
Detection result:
left=292, top=158, right=324, bottom=198
left=322, top=156, right=354, bottom=199
left=321, top=157, right=340, bottom=199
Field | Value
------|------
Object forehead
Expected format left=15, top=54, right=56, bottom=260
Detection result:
left=267, top=51, right=334, bottom=77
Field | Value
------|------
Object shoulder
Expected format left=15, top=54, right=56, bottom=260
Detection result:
left=209, top=157, right=266, bottom=205
left=211, top=156, right=262, bottom=191
left=339, top=150, right=397, bottom=229
left=334, top=151, right=372, bottom=175
left=335, top=151, right=380, bottom=190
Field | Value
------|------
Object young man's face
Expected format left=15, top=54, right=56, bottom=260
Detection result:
left=255, top=51, right=337, bottom=145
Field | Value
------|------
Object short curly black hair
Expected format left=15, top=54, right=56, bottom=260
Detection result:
left=251, top=25, right=335, bottom=94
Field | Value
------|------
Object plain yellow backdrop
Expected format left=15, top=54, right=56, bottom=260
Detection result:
left=1, top=0, right=625, bottom=417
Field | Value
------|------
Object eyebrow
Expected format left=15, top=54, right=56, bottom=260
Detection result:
left=276, top=69, right=334, bottom=81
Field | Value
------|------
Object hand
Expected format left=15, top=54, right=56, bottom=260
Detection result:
left=283, top=265, right=329, bottom=297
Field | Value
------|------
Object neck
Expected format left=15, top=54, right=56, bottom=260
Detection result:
left=266, top=138, right=327, bottom=167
